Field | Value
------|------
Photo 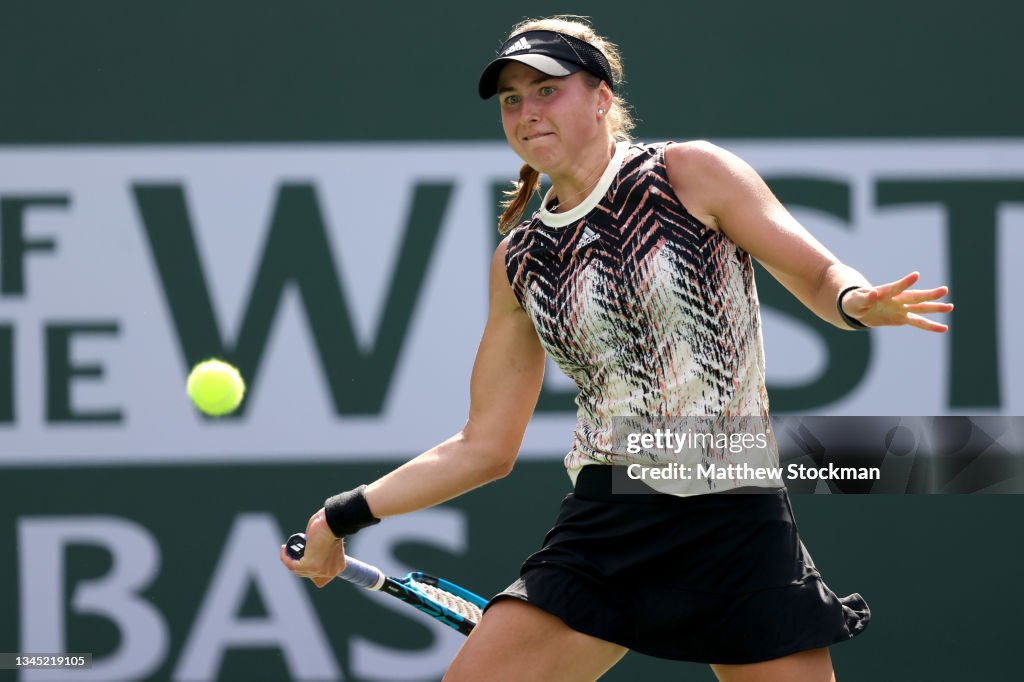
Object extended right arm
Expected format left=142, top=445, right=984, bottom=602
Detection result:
left=280, top=237, right=546, bottom=584
left=361, top=239, right=546, bottom=516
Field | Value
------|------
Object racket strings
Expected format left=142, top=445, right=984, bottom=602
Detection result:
left=409, top=579, right=484, bottom=623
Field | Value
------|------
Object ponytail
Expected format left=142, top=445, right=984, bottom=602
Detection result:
left=498, top=163, right=541, bottom=234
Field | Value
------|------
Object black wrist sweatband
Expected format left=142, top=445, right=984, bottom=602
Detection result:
left=837, top=285, right=870, bottom=330
left=324, top=485, right=380, bottom=538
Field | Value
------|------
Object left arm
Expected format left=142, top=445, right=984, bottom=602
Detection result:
left=665, top=141, right=952, bottom=331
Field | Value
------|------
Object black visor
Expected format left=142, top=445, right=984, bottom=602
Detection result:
left=478, top=30, right=614, bottom=99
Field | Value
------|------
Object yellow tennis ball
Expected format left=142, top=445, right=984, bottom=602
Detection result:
left=187, top=359, right=245, bottom=416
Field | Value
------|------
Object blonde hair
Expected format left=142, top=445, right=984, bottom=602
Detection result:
left=497, top=16, right=635, bottom=234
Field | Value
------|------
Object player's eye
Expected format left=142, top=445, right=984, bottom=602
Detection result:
left=539, top=85, right=555, bottom=96
left=502, top=94, right=521, bottom=106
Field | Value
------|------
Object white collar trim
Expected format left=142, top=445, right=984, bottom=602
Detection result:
left=538, top=141, right=629, bottom=228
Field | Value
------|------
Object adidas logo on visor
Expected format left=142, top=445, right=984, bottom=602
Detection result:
left=503, top=37, right=531, bottom=55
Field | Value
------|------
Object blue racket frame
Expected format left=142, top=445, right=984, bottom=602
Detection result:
left=379, top=571, right=488, bottom=636
left=285, top=532, right=488, bottom=636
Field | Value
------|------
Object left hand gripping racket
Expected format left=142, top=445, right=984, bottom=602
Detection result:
left=285, top=532, right=487, bottom=636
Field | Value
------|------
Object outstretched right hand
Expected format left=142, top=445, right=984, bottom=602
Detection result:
left=279, top=507, right=346, bottom=588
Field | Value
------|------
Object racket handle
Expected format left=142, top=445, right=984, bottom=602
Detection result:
left=337, top=556, right=387, bottom=590
left=285, top=532, right=387, bottom=590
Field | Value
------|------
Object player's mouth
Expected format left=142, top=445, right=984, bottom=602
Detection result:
left=523, top=132, right=554, bottom=141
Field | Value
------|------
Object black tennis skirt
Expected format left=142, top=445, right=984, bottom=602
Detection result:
left=488, top=465, right=870, bottom=664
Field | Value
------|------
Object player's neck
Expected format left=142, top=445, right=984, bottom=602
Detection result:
left=548, top=138, right=616, bottom=213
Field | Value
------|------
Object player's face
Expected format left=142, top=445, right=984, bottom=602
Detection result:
left=496, top=62, right=604, bottom=175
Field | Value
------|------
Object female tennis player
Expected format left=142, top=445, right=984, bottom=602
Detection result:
left=282, top=16, right=952, bottom=681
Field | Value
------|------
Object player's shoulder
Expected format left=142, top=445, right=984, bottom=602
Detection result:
left=493, top=222, right=533, bottom=268
left=664, top=139, right=733, bottom=171
left=501, top=212, right=545, bottom=246
left=661, top=141, right=747, bottom=232
left=492, top=234, right=511, bottom=262
left=663, top=140, right=752, bottom=190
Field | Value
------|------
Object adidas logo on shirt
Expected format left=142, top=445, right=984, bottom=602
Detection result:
left=575, top=226, right=600, bottom=252
left=503, top=37, right=531, bottom=55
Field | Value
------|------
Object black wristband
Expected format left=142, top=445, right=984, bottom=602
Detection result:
left=837, top=285, right=870, bottom=330
left=324, top=485, right=381, bottom=538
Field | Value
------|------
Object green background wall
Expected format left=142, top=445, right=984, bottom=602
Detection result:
left=2, top=1, right=1020, bottom=142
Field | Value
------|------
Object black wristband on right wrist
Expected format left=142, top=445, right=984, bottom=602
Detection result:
left=324, top=485, right=381, bottom=538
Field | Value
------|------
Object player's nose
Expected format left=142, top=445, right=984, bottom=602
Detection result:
left=521, top=97, right=542, bottom=123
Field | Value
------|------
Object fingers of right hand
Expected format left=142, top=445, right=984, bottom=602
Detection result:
left=905, top=312, right=949, bottom=332
left=279, top=544, right=299, bottom=569
left=877, top=272, right=919, bottom=299
left=892, top=287, right=951, bottom=304
left=281, top=537, right=347, bottom=582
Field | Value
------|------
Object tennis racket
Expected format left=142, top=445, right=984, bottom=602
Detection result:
left=285, top=532, right=487, bottom=636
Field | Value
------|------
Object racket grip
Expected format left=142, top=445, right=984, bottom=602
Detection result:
left=284, top=532, right=386, bottom=590
left=285, top=533, right=309, bottom=560
left=338, top=556, right=387, bottom=590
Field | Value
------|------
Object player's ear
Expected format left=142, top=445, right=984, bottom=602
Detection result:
left=597, top=83, right=613, bottom=116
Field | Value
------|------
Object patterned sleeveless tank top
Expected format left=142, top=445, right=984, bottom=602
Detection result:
left=504, top=141, right=781, bottom=494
